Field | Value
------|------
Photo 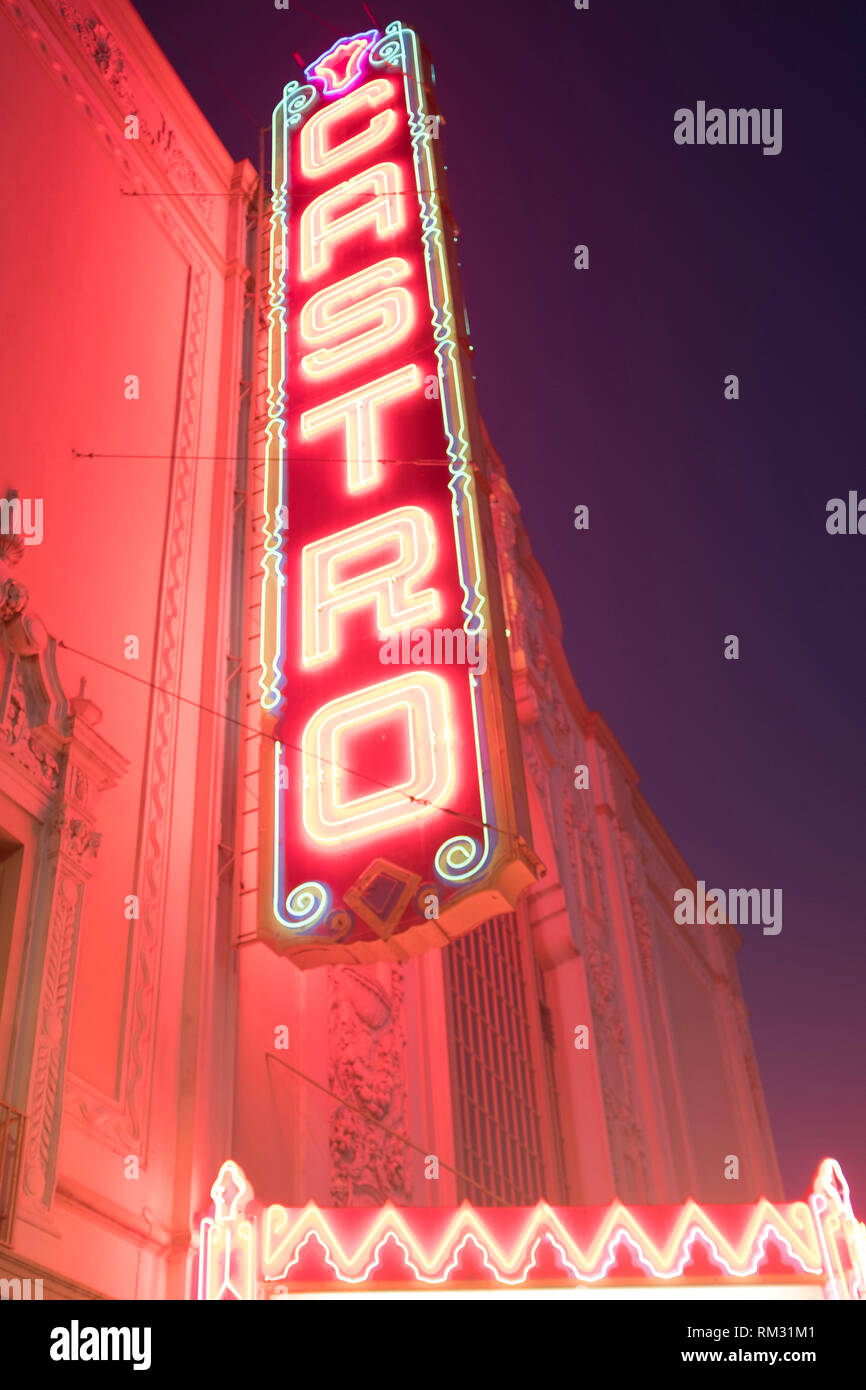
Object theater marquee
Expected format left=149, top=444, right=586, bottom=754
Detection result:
left=257, top=24, right=536, bottom=966
left=197, top=1158, right=866, bottom=1300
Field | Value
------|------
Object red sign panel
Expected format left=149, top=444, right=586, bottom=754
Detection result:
left=258, top=24, right=535, bottom=966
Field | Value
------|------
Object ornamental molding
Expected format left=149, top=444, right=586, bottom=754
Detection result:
left=0, top=591, right=128, bottom=1216
left=1, top=0, right=237, bottom=262
left=328, top=964, right=409, bottom=1207
left=614, top=824, right=656, bottom=986
left=54, top=0, right=215, bottom=225
left=21, top=872, right=83, bottom=1204
left=0, top=672, right=63, bottom=798
left=0, top=586, right=126, bottom=812
left=46, top=806, right=101, bottom=864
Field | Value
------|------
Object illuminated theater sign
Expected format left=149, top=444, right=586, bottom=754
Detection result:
left=258, top=24, right=536, bottom=965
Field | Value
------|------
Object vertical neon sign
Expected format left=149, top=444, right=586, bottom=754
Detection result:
left=259, top=23, right=536, bottom=966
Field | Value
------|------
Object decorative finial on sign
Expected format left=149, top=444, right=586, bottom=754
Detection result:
left=304, top=30, right=377, bottom=97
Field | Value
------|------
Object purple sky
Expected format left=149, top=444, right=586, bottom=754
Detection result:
left=134, top=0, right=866, bottom=1204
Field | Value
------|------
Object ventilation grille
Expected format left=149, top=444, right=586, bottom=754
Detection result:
left=444, top=914, right=547, bottom=1206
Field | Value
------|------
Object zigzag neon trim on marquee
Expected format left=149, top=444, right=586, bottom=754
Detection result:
left=197, top=1158, right=866, bottom=1299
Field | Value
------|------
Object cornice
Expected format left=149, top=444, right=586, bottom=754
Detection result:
left=88, top=0, right=239, bottom=186
left=3, top=0, right=255, bottom=268
left=585, top=710, right=640, bottom=787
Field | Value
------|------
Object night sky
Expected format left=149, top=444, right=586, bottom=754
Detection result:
left=134, top=0, right=866, bottom=1205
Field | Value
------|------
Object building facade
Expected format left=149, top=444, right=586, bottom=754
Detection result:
left=0, top=0, right=805, bottom=1302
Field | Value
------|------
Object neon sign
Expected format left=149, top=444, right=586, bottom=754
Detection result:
left=197, top=1157, right=866, bottom=1299
left=259, top=24, right=536, bottom=965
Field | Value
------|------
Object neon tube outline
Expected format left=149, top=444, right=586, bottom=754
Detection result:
left=304, top=30, right=378, bottom=99
left=262, top=23, right=503, bottom=935
left=197, top=1158, right=866, bottom=1298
